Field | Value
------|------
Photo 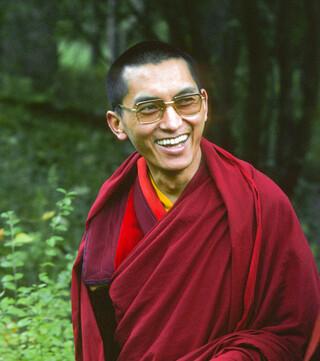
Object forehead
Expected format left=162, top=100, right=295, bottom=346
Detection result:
left=122, top=59, right=197, bottom=103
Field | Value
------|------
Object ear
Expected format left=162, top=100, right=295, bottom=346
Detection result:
left=106, top=111, right=128, bottom=141
left=201, top=88, right=209, bottom=123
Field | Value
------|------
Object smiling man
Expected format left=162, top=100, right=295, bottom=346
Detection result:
left=108, top=58, right=207, bottom=203
left=71, top=41, right=320, bottom=361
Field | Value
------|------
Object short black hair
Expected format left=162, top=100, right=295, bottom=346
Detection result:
left=106, top=41, right=202, bottom=112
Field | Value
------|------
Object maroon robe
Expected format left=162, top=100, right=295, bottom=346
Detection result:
left=71, top=138, right=320, bottom=360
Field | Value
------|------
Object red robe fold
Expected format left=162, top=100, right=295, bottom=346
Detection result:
left=71, top=138, right=320, bottom=361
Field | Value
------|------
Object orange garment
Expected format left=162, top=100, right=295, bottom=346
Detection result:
left=149, top=174, right=173, bottom=211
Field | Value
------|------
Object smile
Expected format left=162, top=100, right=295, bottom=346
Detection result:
left=155, top=134, right=189, bottom=147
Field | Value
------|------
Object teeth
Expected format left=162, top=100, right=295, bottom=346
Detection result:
left=156, top=134, right=188, bottom=146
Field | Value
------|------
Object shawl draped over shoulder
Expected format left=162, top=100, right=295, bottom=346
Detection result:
left=71, top=138, right=320, bottom=361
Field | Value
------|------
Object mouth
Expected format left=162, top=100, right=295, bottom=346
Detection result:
left=155, top=134, right=189, bottom=147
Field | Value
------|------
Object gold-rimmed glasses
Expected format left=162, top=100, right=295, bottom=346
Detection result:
left=118, top=92, right=205, bottom=124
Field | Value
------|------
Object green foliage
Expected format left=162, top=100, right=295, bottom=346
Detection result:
left=52, top=67, right=108, bottom=113
left=0, top=65, right=108, bottom=114
left=0, top=190, right=76, bottom=360
left=58, top=39, right=93, bottom=71
left=294, top=179, right=320, bottom=266
left=0, top=74, right=36, bottom=102
left=0, top=104, right=129, bottom=265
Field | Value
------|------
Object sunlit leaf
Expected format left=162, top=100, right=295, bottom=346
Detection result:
left=41, top=211, right=56, bottom=221
left=13, top=233, right=33, bottom=246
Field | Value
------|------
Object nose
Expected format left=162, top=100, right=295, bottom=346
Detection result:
left=159, top=104, right=182, bottom=131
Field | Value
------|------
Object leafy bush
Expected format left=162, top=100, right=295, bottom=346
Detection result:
left=0, top=189, right=76, bottom=361
left=0, top=104, right=130, bottom=259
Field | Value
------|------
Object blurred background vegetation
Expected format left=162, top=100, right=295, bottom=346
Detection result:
left=0, top=0, right=319, bottom=359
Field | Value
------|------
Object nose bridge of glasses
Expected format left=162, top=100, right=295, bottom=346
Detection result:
left=159, top=100, right=183, bottom=129
left=160, top=99, right=175, bottom=111
left=161, top=99, right=180, bottom=116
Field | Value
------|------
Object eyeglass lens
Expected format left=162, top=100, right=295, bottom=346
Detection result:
left=136, top=94, right=202, bottom=123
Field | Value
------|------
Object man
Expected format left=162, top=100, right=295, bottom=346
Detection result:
left=71, top=41, right=320, bottom=361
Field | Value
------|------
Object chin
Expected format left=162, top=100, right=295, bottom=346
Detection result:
left=160, top=158, right=194, bottom=173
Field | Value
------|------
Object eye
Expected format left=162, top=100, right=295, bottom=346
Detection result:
left=175, top=95, right=198, bottom=107
left=137, top=102, right=161, bottom=115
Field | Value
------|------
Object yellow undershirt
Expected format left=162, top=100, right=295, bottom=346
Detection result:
left=149, top=174, right=173, bottom=211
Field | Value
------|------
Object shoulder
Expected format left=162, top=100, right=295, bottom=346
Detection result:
left=245, top=164, right=308, bottom=252
left=212, top=140, right=300, bottom=228
left=237, top=158, right=298, bottom=223
left=87, top=151, right=139, bottom=222
left=250, top=166, right=294, bottom=216
left=210, top=140, right=293, bottom=211
left=203, top=138, right=295, bottom=217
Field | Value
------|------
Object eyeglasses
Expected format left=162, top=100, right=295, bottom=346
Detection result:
left=118, top=92, right=205, bottom=124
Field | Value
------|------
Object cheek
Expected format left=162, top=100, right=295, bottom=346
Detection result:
left=185, top=117, right=206, bottom=135
left=183, top=110, right=206, bottom=125
left=127, top=126, right=156, bottom=149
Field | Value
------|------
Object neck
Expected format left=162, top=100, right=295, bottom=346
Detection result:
left=147, top=151, right=202, bottom=203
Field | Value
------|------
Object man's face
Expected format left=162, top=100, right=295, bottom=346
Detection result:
left=107, top=58, right=208, bottom=179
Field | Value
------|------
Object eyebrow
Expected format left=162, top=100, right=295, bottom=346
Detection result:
left=133, top=86, right=199, bottom=104
left=174, top=86, right=199, bottom=97
left=134, top=95, right=161, bottom=104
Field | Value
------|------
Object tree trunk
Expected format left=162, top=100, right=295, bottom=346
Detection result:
left=205, top=1, right=240, bottom=150
left=274, top=0, right=297, bottom=191
left=281, top=0, right=320, bottom=196
left=239, top=0, right=269, bottom=166
left=0, top=0, right=58, bottom=89
left=91, top=0, right=106, bottom=65
left=107, top=0, right=118, bottom=62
